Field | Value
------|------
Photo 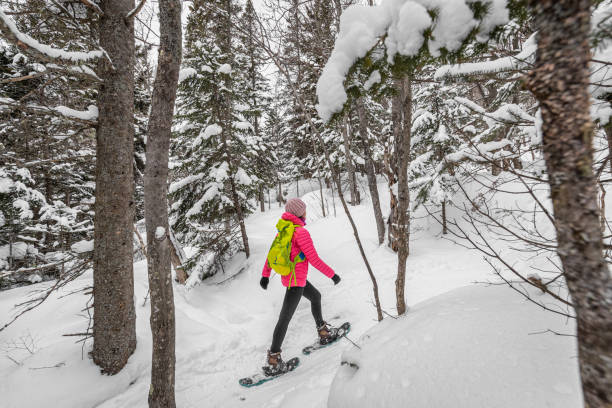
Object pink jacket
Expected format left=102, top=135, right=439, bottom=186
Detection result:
left=262, top=212, right=335, bottom=287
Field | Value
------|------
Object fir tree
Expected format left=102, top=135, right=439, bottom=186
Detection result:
left=170, top=0, right=264, bottom=280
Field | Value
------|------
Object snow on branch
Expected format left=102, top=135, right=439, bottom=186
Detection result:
left=79, top=0, right=103, bottom=15
left=435, top=33, right=537, bottom=80
left=126, top=0, right=148, bottom=20
left=54, top=105, right=99, bottom=122
left=316, top=0, right=509, bottom=122
left=0, top=9, right=105, bottom=65
left=454, top=97, right=535, bottom=125
left=0, top=98, right=98, bottom=125
left=45, top=63, right=102, bottom=82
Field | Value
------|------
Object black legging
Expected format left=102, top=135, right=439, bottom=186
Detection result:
left=270, top=280, right=324, bottom=353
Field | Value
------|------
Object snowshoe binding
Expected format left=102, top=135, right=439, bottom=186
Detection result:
left=303, top=322, right=351, bottom=355
left=239, top=351, right=300, bottom=388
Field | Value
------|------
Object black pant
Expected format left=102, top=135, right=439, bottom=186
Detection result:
left=270, top=280, right=324, bottom=353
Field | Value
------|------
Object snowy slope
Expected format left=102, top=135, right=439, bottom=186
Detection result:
left=328, top=285, right=581, bottom=408
left=0, top=182, right=581, bottom=408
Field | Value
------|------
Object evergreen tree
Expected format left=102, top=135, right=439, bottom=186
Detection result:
left=170, top=0, right=265, bottom=280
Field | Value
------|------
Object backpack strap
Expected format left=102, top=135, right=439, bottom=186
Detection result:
left=287, top=225, right=304, bottom=289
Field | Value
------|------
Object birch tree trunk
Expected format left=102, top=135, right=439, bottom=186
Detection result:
left=92, top=0, right=137, bottom=375
left=357, top=96, right=385, bottom=244
left=144, top=0, right=182, bottom=405
left=526, top=1, right=612, bottom=406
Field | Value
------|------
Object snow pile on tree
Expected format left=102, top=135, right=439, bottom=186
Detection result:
left=328, top=285, right=581, bottom=408
left=316, top=0, right=509, bottom=121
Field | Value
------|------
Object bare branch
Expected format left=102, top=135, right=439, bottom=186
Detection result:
left=0, top=72, right=45, bottom=84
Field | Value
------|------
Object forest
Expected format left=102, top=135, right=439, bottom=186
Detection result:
left=0, top=0, right=611, bottom=407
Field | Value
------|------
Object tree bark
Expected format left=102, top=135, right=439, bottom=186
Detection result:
left=605, top=124, right=612, bottom=175
left=442, top=199, right=447, bottom=235
left=317, top=175, right=326, bottom=217
left=144, top=0, right=182, bottom=406
left=92, top=0, right=137, bottom=375
left=259, top=186, right=265, bottom=212
left=341, top=115, right=359, bottom=205
left=526, top=1, right=612, bottom=406
left=391, top=77, right=411, bottom=316
left=357, top=96, right=385, bottom=244
left=229, top=176, right=250, bottom=258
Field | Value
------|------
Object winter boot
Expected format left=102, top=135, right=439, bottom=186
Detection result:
left=317, top=322, right=340, bottom=345
left=263, top=350, right=287, bottom=376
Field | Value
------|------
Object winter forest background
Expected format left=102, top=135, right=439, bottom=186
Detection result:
left=1, top=0, right=612, bottom=407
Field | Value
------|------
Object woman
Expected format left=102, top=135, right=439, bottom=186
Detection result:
left=260, top=197, right=342, bottom=374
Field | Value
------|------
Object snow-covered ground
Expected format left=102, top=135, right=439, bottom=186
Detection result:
left=0, top=182, right=581, bottom=408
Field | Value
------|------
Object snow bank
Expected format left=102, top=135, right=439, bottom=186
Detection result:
left=328, top=285, right=581, bottom=408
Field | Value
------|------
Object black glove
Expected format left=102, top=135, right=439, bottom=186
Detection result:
left=260, top=276, right=269, bottom=290
left=332, top=274, right=341, bottom=285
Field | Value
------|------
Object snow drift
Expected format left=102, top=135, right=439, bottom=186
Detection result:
left=328, top=285, right=581, bottom=408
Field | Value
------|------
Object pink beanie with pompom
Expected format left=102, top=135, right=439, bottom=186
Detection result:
left=285, top=198, right=306, bottom=217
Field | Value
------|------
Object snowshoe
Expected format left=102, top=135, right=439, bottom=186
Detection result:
left=303, top=322, right=351, bottom=355
left=239, top=352, right=300, bottom=388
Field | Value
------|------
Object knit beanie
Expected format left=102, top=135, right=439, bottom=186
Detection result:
left=285, top=198, right=306, bottom=218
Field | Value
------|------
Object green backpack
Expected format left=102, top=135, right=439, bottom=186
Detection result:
left=267, top=218, right=306, bottom=288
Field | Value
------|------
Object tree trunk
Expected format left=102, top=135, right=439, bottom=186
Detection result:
left=341, top=115, right=359, bottom=205
left=392, top=77, right=411, bottom=316
left=92, top=0, right=137, bottom=375
left=388, top=79, right=401, bottom=251
left=442, top=199, right=447, bottom=235
left=526, top=1, right=612, bottom=406
left=357, top=96, right=385, bottom=244
left=144, top=0, right=181, bottom=406
left=317, top=175, right=326, bottom=217
left=229, top=176, right=250, bottom=258
left=259, top=186, right=265, bottom=212
left=169, top=229, right=187, bottom=284
left=277, top=179, right=283, bottom=206
left=605, top=124, right=612, bottom=175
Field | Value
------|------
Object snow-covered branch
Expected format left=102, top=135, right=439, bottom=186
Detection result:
left=0, top=9, right=105, bottom=66
left=454, top=97, right=535, bottom=125
left=126, top=0, right=147, bottom=20
left=0, top=98, right=98, bottom=125
left=435, top=33, right=537, bottom=80
left=316, top=0, right=510, bottom=122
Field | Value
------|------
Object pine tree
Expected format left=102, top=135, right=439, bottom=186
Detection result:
left=170, top=0, right=261, bottom=280
left=410, top=80, right=469, bottom=233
